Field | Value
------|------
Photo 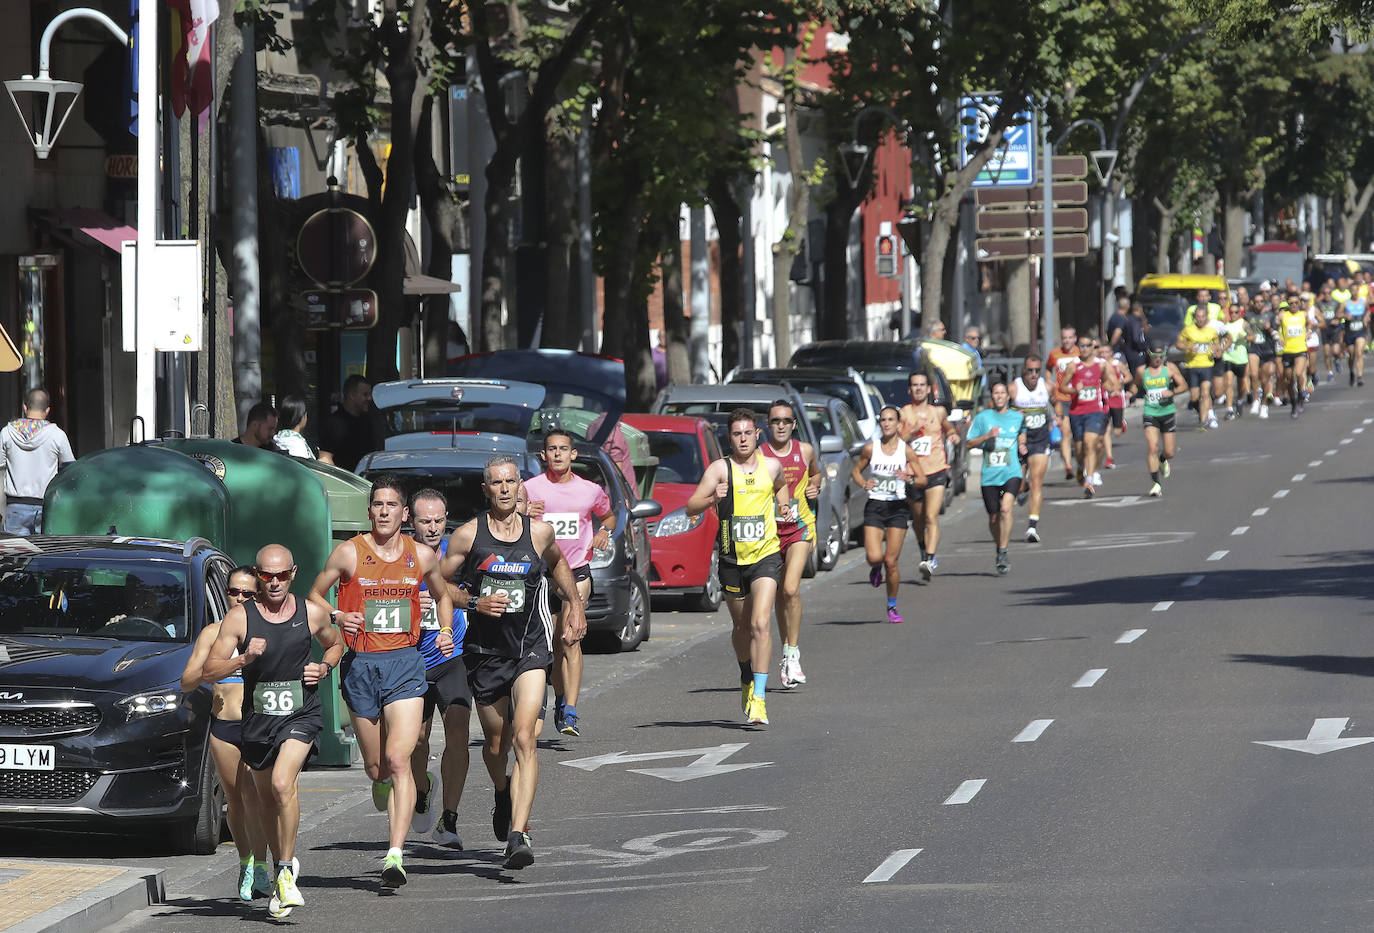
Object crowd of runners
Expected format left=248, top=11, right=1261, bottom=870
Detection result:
left=167, top=275, right=1363, bottom=915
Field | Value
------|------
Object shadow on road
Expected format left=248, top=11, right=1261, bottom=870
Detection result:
left=1228, top=653, right=1374, bottom=677
left=634, top=719, right=752, bottom=731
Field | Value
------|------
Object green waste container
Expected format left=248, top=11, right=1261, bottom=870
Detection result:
left=293, top=458, right=373, bottom=542
left=43, top=445, right=230, bottom=543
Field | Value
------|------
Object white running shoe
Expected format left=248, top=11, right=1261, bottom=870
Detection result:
left=1250, top=398, right=1260, bottom=414
left=1259, top=404, right=1269, bottom=419
left=779, top=655, right=797, bottom=689
left=788, top=652, right=807, bottom=685
left=1205, top=415, right=1219, bottom=429
left=1091, top=471, right=1103, bottom=486
left=1215, top=394, right=1227, bottom=407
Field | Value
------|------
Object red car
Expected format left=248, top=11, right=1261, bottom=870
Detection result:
left=622, top=414, right=723, bottom=611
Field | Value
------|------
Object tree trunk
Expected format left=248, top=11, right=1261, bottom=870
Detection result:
left=1341, top=175, right=1374, bottom=253
left=415, top=96, right=467, bottom=374
left=660, top=214, right=691, bottom=386
left=541, top=131, right=578, bottom=348
left=709, top=177, right=743, bottom=372
left=1220, top=187, right=1247, bottom=278
left=821, top=196, right=860, bottom=340
left=771, top=46, right=809, bottom=367
left=1153, top=196, right=1181, bottom=275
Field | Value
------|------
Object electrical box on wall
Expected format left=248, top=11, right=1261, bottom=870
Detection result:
left=120, top=240, right=203, bottom=352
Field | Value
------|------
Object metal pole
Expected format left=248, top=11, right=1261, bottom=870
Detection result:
left=1040, top=101, right=1055, bottom=358
left=229, top=22, right=260, bottom=427
left=134, top=0, right=157, bottom=429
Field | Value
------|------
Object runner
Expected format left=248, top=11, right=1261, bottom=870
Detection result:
left=1136, top=345, right=1188, bottom=497
left=966, top=382, right=1026, bottom=575
left=1096, top=344, right=1129, bottom=468
left=1046, top=327, right=1079, bottom=480
left=1011, top=354, right=1051, bottom=543
left=1221, top=302, right=1250, bottom=420
left=308, top=476, right=454, bottom=888
left=1058, top=334, right=1118, bottom=497
left=850, top=406, right=924, bottom=621
left=758, top=401, right=820, bottom=687
left=524, top=429, right=615, bottom=736
left=1278, top=298, right=1310, bottom=417
left=685, top=408, right=790, bottom=725
left=1304, top=291, right=1323, bottom=394
left=405, top=488, right=471, bottom=849
left=1316, top=281, right=1344, bottom=382
left=1344, top=284, right=1367, bottom=387
left=206, top=545, right=342, bottom=919
left=1247, top=298, right=1278, bottom=418
left=440, top=454, right=584, bottom=870
left=1176, top=304, right=1226, bottom=430
left=180, top=566, right=269, bottom=901
left=899, top=371, right=957, bottom=580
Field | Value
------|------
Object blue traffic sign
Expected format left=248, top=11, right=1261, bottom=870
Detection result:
left=959, top=95, right=1036, bottom=188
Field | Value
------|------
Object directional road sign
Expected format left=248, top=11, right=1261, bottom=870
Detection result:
left=976, top=209, right=1087, bottom=235
left=1051, top=155, right=1088, bottom=179
left=974, top=234, right=1089, bottom=260
left=959, top=94, right=1036, bottom=188
left=975, top=182, right=1088, bottom=208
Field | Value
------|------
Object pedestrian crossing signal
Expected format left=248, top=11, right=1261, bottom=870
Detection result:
left=875, top=234, right=899, bottom=279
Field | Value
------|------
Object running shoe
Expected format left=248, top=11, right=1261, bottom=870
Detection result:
left=1327, top=370, right=1335, bottom=383
left=1224, top=408, right=1236, bottom=421
left=1083, top=483, right=1095, bottom=498
left=492, top=784, right=512, bottom=842
left=745, top=694, right=769, bottom=725
left=1337, top=360, right=1343, bottom=374
left=252, top=862, right=273, bottom=897
left=918, top=559, right=933, bottom=582
left=787, top=650, right=807, bottom=684
left=381, top=852, right=407, bottom=888
left=779, top=655, right=797, bottom=689
left=1025, top=526, right=1040, bottom=544
left=929, top=556, right=939, bottom=572
left=412, top=770, right=439, bottom=835
left=269, top=866, right=304, bottom=918
left=1091, top=471, right=1102, bottom=487
left=503, top=830, right=535, bottom=870
left=1250, top=399, right=1260, bottom=414
left=1104, top=457, right=1116, bottom=470
left=887, top=606, right=903, bottom=624
left=1215, top=394, right=1227, bottom=407
left=1161, top=460, right=1171, bottom=479
left=995, top=550, right=1009, bottom=575
left=1259, top=404, right=1269, bottom=419
left=1064, top=467, right=1074, bottom=481
left=557, top=705, right=580, bottom=737
left=237, top=856, right=255, bottom=902
left=869, top=564, right=883, bottom=587
left=1205, top=415, right=1219, bottom=430
left=740, top=680, right=754, bottom=714
left=433, top=810, right=464, bottom=849
left=1149, top=482, right=1162, bottom=497
left=371, top=778, right=392, bottom=812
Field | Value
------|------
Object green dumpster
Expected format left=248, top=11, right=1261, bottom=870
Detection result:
left=293, top=458, right=373, bottom=542
left=43, top=445, right=230, bottom=542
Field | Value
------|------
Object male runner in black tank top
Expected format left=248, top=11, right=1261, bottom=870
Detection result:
left=206, top=544, right=341, bottom=920
left=441, top=454, right=584, bottom=871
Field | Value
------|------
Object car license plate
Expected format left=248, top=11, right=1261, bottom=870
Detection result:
left=0, top=743, right=55, bottom=770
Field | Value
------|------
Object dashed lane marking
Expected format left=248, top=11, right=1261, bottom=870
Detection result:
left=1354, top=428, right=1365, bottom=434
left=1073, top=669, right=1107, bottom=688
left=1152, top=601, right=1173, bottom=611
left=1341, top=438, right=1354, bottom=445
left=1291, top=473, right=1306, bottom=482
left=1208, top=550, right=1229, bottom=561
left=1309, top=460, right=1323, bottom=467
left=1326, top=449, right=1338, bottom=455
left=1116, top=629, right=1147, bottom=644
left=1013, top=720, right=1054, bottom=742
left=1232, top=526, right=1249, bottom=536
left=862, top=849, right=923, bottom=883
left=1273, top=489, right=1289, bottom=498
left=944, top=780, right=986, bottom=805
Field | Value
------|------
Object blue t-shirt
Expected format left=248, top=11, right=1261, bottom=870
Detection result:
left=969, top=408, right=1024, bottom=487
left=418, top=538, right=466, bottom=670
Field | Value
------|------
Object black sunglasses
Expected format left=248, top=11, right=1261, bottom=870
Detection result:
left=769, top=418, right=795, bottom=425
left=1023, top=367, right=1041, bottom=373
left=226, top=587, right=255, bottom=598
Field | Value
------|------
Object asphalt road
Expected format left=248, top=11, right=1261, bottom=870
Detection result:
left=40, top=382, right=1374, bottom=931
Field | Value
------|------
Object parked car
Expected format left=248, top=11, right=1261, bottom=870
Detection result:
left=651, top=383, right=848, bottom=574
left=725, top=366, right=885, bottom=440
left=363, top=378, right=661, bottom=652
left=622, top=414, right=723, bottom=611
left=796, top=394, right=867, bottom=569
left=787, top=340, right=969, bottom=499
left=0, top=535, right=232, bottom=854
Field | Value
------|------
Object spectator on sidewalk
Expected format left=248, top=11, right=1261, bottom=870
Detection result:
left=318, top=375, right=381, bottom=472
left=233, top=402, right=279, bottom=450
left=273, top=395, right=316, bottom=459
left=0, top=388, right=75, bottom=535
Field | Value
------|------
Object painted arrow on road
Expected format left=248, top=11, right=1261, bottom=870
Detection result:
left=1051, top=495, right=1149, bottom=508
left=561, top=743, right=773, bottom=782
left=1253, top=718, right=1374, bottom=755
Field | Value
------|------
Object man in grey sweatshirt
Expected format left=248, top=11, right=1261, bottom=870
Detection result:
left=0, top=389, right=75, bottom=535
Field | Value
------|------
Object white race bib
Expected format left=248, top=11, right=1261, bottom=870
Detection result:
left=910, top=436, right=932, bottom=457
left=544, top=512, right=581, bottom=540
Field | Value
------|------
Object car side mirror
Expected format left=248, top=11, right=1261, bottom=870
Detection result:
left=630, top=499, right=663, bottom=520
left=819, top=435, right=843, bottom=455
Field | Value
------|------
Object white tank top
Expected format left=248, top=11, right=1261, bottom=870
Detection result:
left=1013, top=377, right=1051, bottom=433
left=868, top=437, right=908, bottom=501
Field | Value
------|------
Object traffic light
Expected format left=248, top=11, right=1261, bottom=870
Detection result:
left=875, top=233, right=899, bottom=278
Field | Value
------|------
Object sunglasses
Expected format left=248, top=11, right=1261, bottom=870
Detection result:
left=1023, top=367, right=1041, bottom=374
left=255, top=568, right=294, bottom=583
left=1077, top=342, right=1092, bottom=348
left=769, top=418, right=795, bottom=425
left=225, top=587, right=255, bottom=598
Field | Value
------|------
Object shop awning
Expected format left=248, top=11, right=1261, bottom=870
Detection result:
left=34, top=207, right=137, bottom=256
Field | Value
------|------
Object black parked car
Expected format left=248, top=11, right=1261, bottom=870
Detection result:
left=0, top=535, right=231, bottom=853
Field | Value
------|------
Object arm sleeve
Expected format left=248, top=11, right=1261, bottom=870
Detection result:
left=56, top=430, right=75, bottom=465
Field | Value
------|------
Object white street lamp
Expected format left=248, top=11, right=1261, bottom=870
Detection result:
left=7, top=5, right=158, bottom=431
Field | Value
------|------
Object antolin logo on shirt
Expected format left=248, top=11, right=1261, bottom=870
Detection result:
left=478, top=554, right=531, bottom=574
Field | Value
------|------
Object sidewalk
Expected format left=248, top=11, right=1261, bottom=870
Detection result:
left=0, top=860, right=163, bottom=933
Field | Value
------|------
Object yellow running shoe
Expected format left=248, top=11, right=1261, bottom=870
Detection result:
left=745, top=694, right=769, bottom=725
left=268, top=866, right=303, bottom=918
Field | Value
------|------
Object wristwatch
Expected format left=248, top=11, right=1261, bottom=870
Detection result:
left=467, top=596, right=479, bottom=612
left=329, top=609, right=340, bottom=625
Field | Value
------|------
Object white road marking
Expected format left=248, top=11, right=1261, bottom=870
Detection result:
left=451, top=877, right=759, bottom=902
left=1273, top=489, right=1289, bottom=498
left=1251, top=508, right=1268, bottom=517
left=1152, top=601, right=1173, bottom=611
left=1326, top=449, right=1338, bottom=456
left=1309, top=460, right=1323, bottom=467
left=1208, top=550, right=1229, bottom=561
left=1231, top=526, right=1249, bottom=536
left=1254, top=718, right=1374, bottom=756
left=1073, top=669, right=1107, bottom=688
left=944, top=779, right=986, bottom=805
left=1291, top=473, right=1306, bottom=482
left=1182, top=574, right=1205, bottom=586
left=862, top=849, right=923, bottom=883
left=1341, top=438, right=1354, bottom=445
left=1365, top=418, right=1373, bottom=425
left=1013, top=720, right=1054, bottom=742
left=1354, top=428, right=1365, bottom=434
left=1116, top=629, right=1147, bottom=644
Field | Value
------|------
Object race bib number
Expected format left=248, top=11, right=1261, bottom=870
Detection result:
left=730, top=514, right=768, bottom=543
left=910, top=436, right=933, bottom=457
left=1351, top=319, right=1365, bottom=332
left=1023, top=411, right=1047, bottom=430
left=419, top=599, right=441, bottom=631
left=544, top=512, right=581, bottom=540
left=253, top=680, right=303, bottom=717
left=1146, top=388, right=1166, bottom=405
left=873, top=476, right=904, bottom=499
left=1078, top=386, right=1099, bottom=402
left=1325, top=308, right=1338, bottom=321
left=479, top=577, right=526, bottom=612
left=364, top=598, right=411, bottom=634
left=1192, top=343, right=1209, bottom=355
left=988, top=449, right=1011, bottom=468
left=1286, top=323, right=1303, bottom=338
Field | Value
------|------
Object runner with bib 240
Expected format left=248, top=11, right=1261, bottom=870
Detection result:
left=851, top=406, right=924, bottom=622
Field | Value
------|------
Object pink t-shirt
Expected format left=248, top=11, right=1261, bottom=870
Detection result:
left=524, top=472, right=612, bottom=569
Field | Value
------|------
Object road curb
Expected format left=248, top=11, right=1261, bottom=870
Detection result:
left=1, top=862, right=163, bottom=933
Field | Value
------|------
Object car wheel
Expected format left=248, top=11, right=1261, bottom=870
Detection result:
left=837, top=498, right=852, bottom=554
left=692, top=550, right=724, bottom=612
left=608, top=577, right=649, bottom=653
left=818, top=506, right=841, bottom=571
left=178, top=750, right=224, bottom=855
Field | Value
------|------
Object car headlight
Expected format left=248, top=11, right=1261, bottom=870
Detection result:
left=117, top=685, right=183, bottom=720
left=591, top=545, right=615, bottom=569
left=654, top=508, right=704, bottom=537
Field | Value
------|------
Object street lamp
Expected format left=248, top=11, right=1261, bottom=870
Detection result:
left=7, top=5, right=158, bottom=430
left=1040, top=111, right=1117, bottom=356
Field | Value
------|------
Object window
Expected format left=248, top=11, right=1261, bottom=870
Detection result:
left=645, top=433, right=706, bottom=485
left=0, top=558, right=190, bottom=641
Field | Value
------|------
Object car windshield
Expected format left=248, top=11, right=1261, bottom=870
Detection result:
left=380, top=400, right=534, bottom=439
left=0, top=557, right=189, bottom=641
left=1139, top=294, right=1186, bottom=331
left=645, top=432, right=705, bottom=485
left=360, top=466, right=533, bottom=525
left=861, top=371, right=914, bottom=408
left=803, top=405, right=832, bottom=443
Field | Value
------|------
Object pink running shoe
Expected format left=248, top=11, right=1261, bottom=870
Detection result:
left=887, top=607, right=903, bottom=624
